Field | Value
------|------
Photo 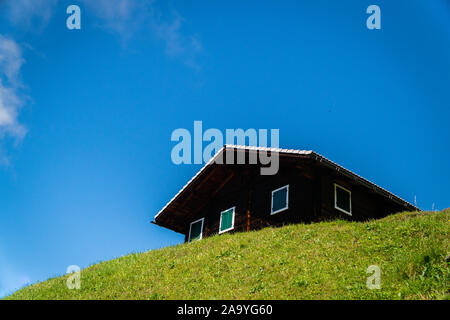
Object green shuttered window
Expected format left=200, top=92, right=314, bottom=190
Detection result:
left=334, top=184, right=352, bottom=215
left=219, top=207, right=235, bottom=233
left=271, top=185, right=289, bottom=215
left=188, top=218, right=204, bottom=242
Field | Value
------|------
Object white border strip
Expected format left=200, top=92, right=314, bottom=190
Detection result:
left=219, top=206, right=235, bottom=234
left=188, top=217, right=204, bottom=242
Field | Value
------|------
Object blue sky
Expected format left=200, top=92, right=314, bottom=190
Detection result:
left=0, top=0, right=449, bottom=297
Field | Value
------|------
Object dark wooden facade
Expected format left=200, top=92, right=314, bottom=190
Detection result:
left=153, top=146, right=418, bottom=242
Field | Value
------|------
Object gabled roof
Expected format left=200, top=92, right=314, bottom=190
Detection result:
left=153, top=145, right=419, bottom=230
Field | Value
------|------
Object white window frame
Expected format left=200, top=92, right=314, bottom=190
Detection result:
left=271, top=184, right=289, bottom=215
left=219, top=206, right=235, bottom=234
left=188, top=217, right=204, bottom=242
left=334, top=183, right=352, bottom=216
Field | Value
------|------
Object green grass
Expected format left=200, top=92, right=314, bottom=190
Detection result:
left=6, top=210, right=450, bottom=300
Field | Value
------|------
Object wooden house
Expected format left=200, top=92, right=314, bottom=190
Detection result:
left=152, top=145, right=418, bottom=242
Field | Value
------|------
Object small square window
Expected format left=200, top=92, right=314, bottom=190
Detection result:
left=334, top=184, right=352, bottom=215
left=188, top=218, right=204, bottom=242
left=271, top=185, right=289, bottom=215
left=219, top=207, right=235, bottom=234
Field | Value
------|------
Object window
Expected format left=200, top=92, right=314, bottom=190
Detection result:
left=188, top=218, right=204, bottom=242
left=271, top=185, right=289, bottom=215
left=334, top=184, right=352, bottom=215
left=219, top=207, right=235, bottom=234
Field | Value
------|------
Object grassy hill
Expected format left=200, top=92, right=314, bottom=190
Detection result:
left=6, top=210, right=449, bottom=300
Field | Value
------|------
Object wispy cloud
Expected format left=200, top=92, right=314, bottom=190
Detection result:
left=2, top=0, right=202, bottom=69
left=151, top=11, right=203, bottom=70
left=80, top=0, right=203, bottom=69
left=80, top=0, right=148, bottom=39
left=4, top=0, right=58, bottom=29
left=0, top=35, right=27, bottom=159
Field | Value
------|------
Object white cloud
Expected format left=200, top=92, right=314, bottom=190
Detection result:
left=4, top=0, right=58, bottom=29
left=0, top=35, right=27, bottom=147
left=80, top=0, right=203, bottom=68
left=81, top=0, right=147, bottom=37
left=152, top=12, right=203, bottom=69
left=3, top=0, right=202, bottom=68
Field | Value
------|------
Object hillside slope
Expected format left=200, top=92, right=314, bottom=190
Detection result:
left=6, top=210, right=449, bottom=300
